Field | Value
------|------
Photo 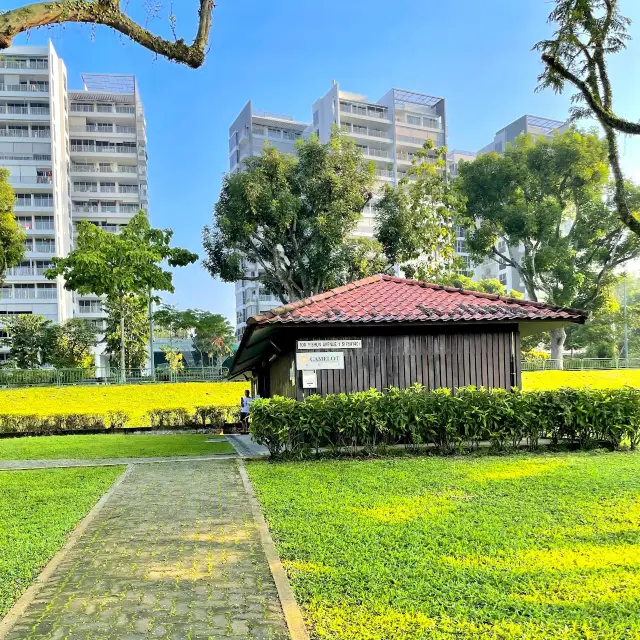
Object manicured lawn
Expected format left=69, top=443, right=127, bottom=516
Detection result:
left=523, top=369, right=640, bottom=390
left=0, top=434, right=234, bottom=460
left=248, top=452, right=640, bottom=639
left=0, top=466, right=123, bottom=617
left=0, top=381, right=249, bottom=426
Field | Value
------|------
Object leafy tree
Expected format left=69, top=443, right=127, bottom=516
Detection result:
left=375, top=142, right=459, bottom=280
left=0, top=314, right=53, bottom=368
left=190, top=311, right=234, bottom=367
left=48, top=319, right=98, bottom=369
left=0, top=2, right=214, bottom=68
left=203, top=130, right=381, bottom=302
left=104, top=294, right=149, bottom=370
left=46, top=212, right=197, bottom=379
left=0, top=168, right=26, bottom=283
left=455, top=129, right=640, bottom=361
left=161, top=347, right=185, bottom=374
left=152, top=304, right=191, bottom=346
left=536, top=0, right=640, bottom=236
left=432, top=274, right=523, bottom=298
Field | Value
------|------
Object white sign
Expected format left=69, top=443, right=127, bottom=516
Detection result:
left=302, top=370, right=318, bottom=388
left=297, top=340, right=362, bottom=350
left=296, top=352, right=345, bottom=370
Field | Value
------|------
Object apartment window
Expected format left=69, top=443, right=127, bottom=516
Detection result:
left=34, top=216, right=54, bottom=231
left=267, top=127, right=282, bottom=139
left=16, top=216, right=32, bottom=230
left=100, top=182, right=116, bottom=193
left=423, top=117, right=440, bottom=129
left=35, top=238, right=55, bottom=253
left=7, top=125, right=29, bottom=137
left=35, top=261, right=53, bottom=275
left=101, top=201, right=117, bottom=213
left=36, top=284, right=57, bottom=299
left=31, top=125, right=50, bottom=138
left=282, top=130, right=300, bottom=141
left=15, top=194, right=31, bottom=207
left=499, top=273, right=507, bottom=286
left=252, top=125, right=265, bottom=136
left=96, top=104, right=113, bottom=113
left=313, top=110, right=319, bottom=126
left=228, top=131, right=238, bottom=151
left=0, top=286, right=11, bottom=300
left=70, top=103, right=94, bottom=113
left=119, top=203, right=139, bottom=214
left=497, top=240, right=507, bottom=253
left=455, top=239, right=467, bottom=254
left=79, top=300, right=103, bottom=314
left=74, top=182, right=98, bottom=192
left=14, top=284, right=36, bottom=299
left=115, top=105, right=135, bottom=114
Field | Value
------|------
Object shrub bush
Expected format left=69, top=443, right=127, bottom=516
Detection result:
left=249, top=385, right=640, bottom=458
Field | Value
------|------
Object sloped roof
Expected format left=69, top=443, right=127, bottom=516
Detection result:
left=249, top=275, right=587, bottom=326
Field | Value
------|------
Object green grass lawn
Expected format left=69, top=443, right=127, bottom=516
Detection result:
left=0, top=434, right=234, bottom=460
left=248, top=452, right=640, bottom=640
left=0, top=466, right=123, bottom=617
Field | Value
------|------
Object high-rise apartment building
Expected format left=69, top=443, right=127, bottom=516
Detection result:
left=0, top=44, right=148, bottom=368
left=229, top=83, right=448, bottom=338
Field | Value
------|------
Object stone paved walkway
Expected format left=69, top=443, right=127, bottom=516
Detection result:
left=0, top=454, right=237, bottom=471
left=4, top=460, right=289, bottom=640
left=225, top=436, right=268, bottom=458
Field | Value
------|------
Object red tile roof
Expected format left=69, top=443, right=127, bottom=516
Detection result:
left=249, top=275, right=587, bottom=326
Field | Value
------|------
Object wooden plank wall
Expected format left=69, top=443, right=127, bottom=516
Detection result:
left=269, top=352, right=296, bottom=398
left=299, top=330, right=518, bottom=398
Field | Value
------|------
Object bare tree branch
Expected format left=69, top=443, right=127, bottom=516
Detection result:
left=0, top=0, right=214, bottom=69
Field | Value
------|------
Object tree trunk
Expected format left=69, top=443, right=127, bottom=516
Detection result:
left=148, top=293, right=154, bottom=380
left=550, top=327, right=566, bottom=369
left=119, top=294, right=126, bottom=382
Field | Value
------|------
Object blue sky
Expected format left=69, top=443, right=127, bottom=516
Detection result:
left=7, top=0, right=640, bottom=323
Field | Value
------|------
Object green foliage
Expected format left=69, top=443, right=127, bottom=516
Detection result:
left=203, top=129, right=383, bottom=301
left=0, top=314, right=54, bottom=368
left=48, top=319, right=98, bottom=369
left=0, top=434, right=233, bottom=461
left=105, top=294, right=149, bottom=370
left=434, top=273, right=508, bottom=295
left=250, top=386, right=640, bottom=458
left=0, top=167, right=26, bottom=283
left=375, top=142, right=459, bottom=280
left=456, top=130, right=640, bottom=310
left=248, top=451, right=640, bottom=639
left=46, top=211, right=197, bottom=375
left=161, top=347, right=184, bottom=373
left=0, top=466, right=122, bottom=617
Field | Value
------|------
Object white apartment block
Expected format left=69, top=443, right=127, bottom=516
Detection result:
left=229, top=84, right=448, bottom=338
left=0, top=43, right=148, bottom=367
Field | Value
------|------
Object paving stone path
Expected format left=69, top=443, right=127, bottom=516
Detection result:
left=0, top=454, right=238, bottom=471
left=4, top=460, right=289, bottom=640
left=225, top=436, right=269, bottom=458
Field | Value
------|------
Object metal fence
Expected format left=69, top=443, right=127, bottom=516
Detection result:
left=521, top=358, right=640, bottom=372
left=0, top=367, right=229, bottom=388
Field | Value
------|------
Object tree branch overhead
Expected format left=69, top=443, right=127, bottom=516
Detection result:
left=0, top=1, right=215, bottom=68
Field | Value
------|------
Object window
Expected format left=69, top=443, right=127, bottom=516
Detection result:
left=34, top=216, right=54, bottom=231
left=35, top=238, right=55, bottom=253
left=313, top=110, right=319, bottom=126
left=455, top=239, right=467, bottom=254
left=37, top=284, right=56, bottom=299
left=34, top=194, right=53, bottom=207
left=79, top=300, right=103, bottom=314
left=14, top=284, right=35, bottom=299
left=16, top=216, right=32, bottom=230
left=407, top=114, right=421, bottom=126
left=100, top=182, right=116, bottom=193
left=31, top=125, right=50, bottom=138
left=74, top=182, right=98, bottom=192
left=423, top=116, right=440, bottom=129
left=499, top=273, right=507, bottom=286
left=15, top=194, right=31, bottom=207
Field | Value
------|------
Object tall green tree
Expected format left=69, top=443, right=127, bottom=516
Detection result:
left=190, top=311, right=234, bottom=367
left=455, top=129, right=640, bottom=360
left=375, top=142, right=459, bottom=280
left=203, top=130, right=385, bottom=302
left=0, top=168, right=26, bottom=283
left=48, top=319, right=98, bottom=369
left=46, top=212, right=197, bottom=379
left=104, top=294, right=149, bottom=370
left=536, top=0, right=640, bottom=237
left=0, top=314, right=53, bottom=368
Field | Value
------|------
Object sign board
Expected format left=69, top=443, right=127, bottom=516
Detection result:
left=297, top=340, right=362, bottom=350
left=302, top=370, right=318, bottom=388
left=296, top=352, right=345, bottom=370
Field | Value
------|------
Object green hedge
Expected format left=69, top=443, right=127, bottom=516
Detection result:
left=0, top=405, right=240, bottom=436
left=249, top=385, right=640, bottom=458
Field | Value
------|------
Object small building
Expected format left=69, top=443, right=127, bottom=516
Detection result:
left=229, top=275, right=587, bottom=399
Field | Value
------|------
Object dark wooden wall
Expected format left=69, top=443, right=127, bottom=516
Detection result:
left=282, top=329, right=520, bottom=399
left=268, top=351, right=296, bottom=398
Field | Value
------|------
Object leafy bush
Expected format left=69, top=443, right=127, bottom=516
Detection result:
left=145, top=408, right=190, bottom=428
left=250, top=385, right=640, bottom=458
left=193, top=405, right=235, bottom=429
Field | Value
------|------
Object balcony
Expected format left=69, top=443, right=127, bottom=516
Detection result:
left=6, top=266, right=50, bottom=277
left=0, top=83, right=49, bottom=93
left=339, top=102, right=390, bottom=122
left=71, top=163, right=138, bottom=176
left=361, top=147, right=390, bottom=160
left=118, top=185, right=139, bottom=194
left=8, top=175, right=53, bottom=185
left=342, top=124, right=391, bottom=140
left=70, top=145, right=137, bottom=155
left=375, top=169, right=394, bottom=180
left=70, top=124, right=136, bottom=135
left=0, top=59, right=48, bottom=70
left=0, top=152, right=51, bottom=162
left=0, top=105, right=50, bottom=116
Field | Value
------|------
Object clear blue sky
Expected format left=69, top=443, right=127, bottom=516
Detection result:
left=7, top=0, right=640, bottom=324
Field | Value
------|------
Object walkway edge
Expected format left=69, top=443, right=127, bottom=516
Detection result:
left=237, top=460, right=310, bottom=640
left=0, top=464, right=134, bottom=640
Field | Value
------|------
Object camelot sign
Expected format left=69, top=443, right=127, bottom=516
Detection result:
left=296, top=352, right=345, bottom=370
left=297, top=340, right=362, bottom=350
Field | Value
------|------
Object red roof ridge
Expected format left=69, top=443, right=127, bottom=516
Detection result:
left=249, top=274, right=587, bottom=326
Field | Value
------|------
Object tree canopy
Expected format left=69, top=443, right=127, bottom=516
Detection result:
left=455, top=128, right=640, bottom=358
left=46, top=211, right=197, bottom=376
left=203, top=131, right=388, bottom=302
left=536, top=0, right=640, bottom=236
left=375, top=141, right=459, bottom=280
left=0, top=168, right=26, bottom=284
left=0, top=1, right=214, bottom=68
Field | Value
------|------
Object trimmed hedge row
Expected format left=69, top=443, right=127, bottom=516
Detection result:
left=249, top=385, right=640, bottom=458
left=0, top=405, right=241, bottom=436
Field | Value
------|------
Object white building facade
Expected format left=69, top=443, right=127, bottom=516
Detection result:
left=229, top=84, right=449, bottom=339
left=0, top=44, right=148, bottom=367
